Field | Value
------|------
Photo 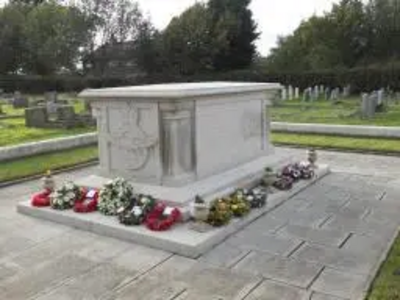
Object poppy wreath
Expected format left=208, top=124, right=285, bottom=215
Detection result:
left=31, top=188, right=52, bottom=207
left=51, top=182, right=82, bottom=210
left=98, top=178, right=133, bottom=216
left=74, top=188, right=99, bottom=213
left=145, top=202, right=181, bottom=231
left=118, top=194, right=157, bottom=226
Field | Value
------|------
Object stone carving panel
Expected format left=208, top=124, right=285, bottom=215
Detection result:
left=105, top=102, right=159, bottom=176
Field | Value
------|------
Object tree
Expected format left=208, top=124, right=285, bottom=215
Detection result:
left=22, top=1, right=93, bottom=75
left=78, top=0, right=151, bottom=74
left=162, top=3, right=214, bottom=75
left=208, top=0, right=259, bottom=71
left=0, top=3, right=26, bottom=74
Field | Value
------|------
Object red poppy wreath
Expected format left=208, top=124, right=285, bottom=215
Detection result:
left=145, top=202, right=181, bottom=231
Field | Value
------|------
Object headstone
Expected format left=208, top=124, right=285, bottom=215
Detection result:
left=330, top=88, right=339, bottom=103
left=361, top=93, right=377, bottom=119
left=324, top=87, right=330, bottom=100
left=281, top=87, right=287, bottom=101
left=302, top=87, right=312, bottom=102
left=343, top=85, right=351, bottom=98
left=294, top=87, right=300, bottom=99
left=319, top=85, right=324, bottom=95
left=25, top=107, right=48, bottom=128
left=313, top=86, right=319, bottom=101
left=377, top=89, right=384, bottom=106
left=288, top=85, right=294, bottom=100
left=56, top=105, right=75, bottom=121
left=12, top=91, right=29, bottom=109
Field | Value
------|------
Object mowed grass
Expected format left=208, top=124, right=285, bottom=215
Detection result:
left=0, top=146, right=98, bottom=183
left=0, top=117, right=95, bottom=147
left=272, top=133, right=400, bottom=153
left=270, top=97, right=400, bottom=126
left=367, top=234, right=400, bottom=300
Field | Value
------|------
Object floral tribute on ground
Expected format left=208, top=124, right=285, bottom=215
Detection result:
left=29, top=161, right=317, bottom=232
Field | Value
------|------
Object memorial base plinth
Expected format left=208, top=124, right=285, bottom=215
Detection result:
left=17, top=164, right=330, bottom=258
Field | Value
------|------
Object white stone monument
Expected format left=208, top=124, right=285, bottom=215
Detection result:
left=78, top=82, right=283, bottom=206
left=294, top=87, right=299, bottom=99
left=288, top=85, right=294, bottom=100
left=281, top=86, right=287, bottom=101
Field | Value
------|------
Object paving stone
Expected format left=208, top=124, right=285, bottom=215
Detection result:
left=0, top=235, right=36, bottom=259
left=278, top=224, right=348, bottom=247
left=233, top=251, right=323, bottom=288
left=8, top=231, right=97, bottom=270
left=268, top=208, right=329, bottom=228
left=322, top=214, right=396, bottom=236
left=240, top=215, right=288, bottom=234
left=225, top=232, right=302, bottom=256
left=242, top=279, right=307, bottom=300
left=311, top=268, right=367, bottom=299
left=198, top=242, right=250, bottom=268
left=177, top=264, right=261, bottom=299
left=340, top=233, right=391, bottom=261
left=37, top=246, right=171, bottom=300
left=292, top=244, right=375, bottom=275
left=311, top=292, right=348, bottom=300
left=111, top=256, right=196, bottom=300
left=0, top=254, right=97, bottom=300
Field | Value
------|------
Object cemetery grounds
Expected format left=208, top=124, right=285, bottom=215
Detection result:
left=0, top=94, right=399, bottom=299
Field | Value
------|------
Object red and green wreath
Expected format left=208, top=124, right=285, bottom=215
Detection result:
left=145, top=202, right=181, bottom=231
left=73, top=188, right=99, bottom=213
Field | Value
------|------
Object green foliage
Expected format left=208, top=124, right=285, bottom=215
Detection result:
left=0, top=146, right=98, bottom=183
left=270, top=98, right=400, bottom=126
left=0, top=113, right=95, bottom=147
left=272, top=133, right=400, bottom=153
left=22, top=2, right=93, bottom=75
left=208, top=0, right=259, bottom=71
left=159, top=0, right=258, bottom=75
left=162, top=3, right=214, bottom=75
left=265, top=0, right=400, bottom=72
left=367, top=234, right=400, bottom=300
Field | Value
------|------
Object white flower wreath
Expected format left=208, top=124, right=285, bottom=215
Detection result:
left=98, top=178, right=133, bottom=216
left=51, top=182, right=81, bottom=210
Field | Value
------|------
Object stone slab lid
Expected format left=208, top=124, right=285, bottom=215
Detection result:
left=79, top=81, right=281, bottom=100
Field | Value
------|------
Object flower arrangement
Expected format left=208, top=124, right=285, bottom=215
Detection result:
left=50, top=182, right=82, bottom=210
left=145, top=202, right=181, bottom=231
left=228, top=192, right=250, bottom=217
left=73, top=188, right=99, bottom=213
left=118, top=194, right=157, bottom=226
left=207, top=198, right=232, bottom=227
left=98, top=178, right=133, bottom=216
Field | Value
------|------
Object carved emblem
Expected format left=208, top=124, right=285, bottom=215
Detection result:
left=107, top=104, right=158, bottom=171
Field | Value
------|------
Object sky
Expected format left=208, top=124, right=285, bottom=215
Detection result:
left=0, top=0, right=340, bottom=55
left=137, top=0, right=340, bottom=55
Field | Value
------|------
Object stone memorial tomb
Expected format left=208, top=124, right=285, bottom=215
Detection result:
left=18, top=82, right=329, bottom=257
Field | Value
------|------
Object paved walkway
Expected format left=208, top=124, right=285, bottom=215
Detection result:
left=0, top=148, right=399, bottom=300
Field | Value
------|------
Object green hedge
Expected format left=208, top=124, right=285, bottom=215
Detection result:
left=1, top=64, right=399, bottom=94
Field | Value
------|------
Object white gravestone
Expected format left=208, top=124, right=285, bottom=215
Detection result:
left=281, top=86, right=287, bottom=101
left=288, top=85, right=294, bottom=100
left=79, top=82, right=281, bottom=206
left=294, top=87, right=300, bottom=99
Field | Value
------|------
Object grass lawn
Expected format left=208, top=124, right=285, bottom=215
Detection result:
left=0, top=117, right=95, bottom=147
left=270, top=97, right=400, bottom=127
left=366, top=234, right=400, bottom=300
left=0, top=146, right=98, bottom=183
left=272, top=132, right=400, bottom=153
